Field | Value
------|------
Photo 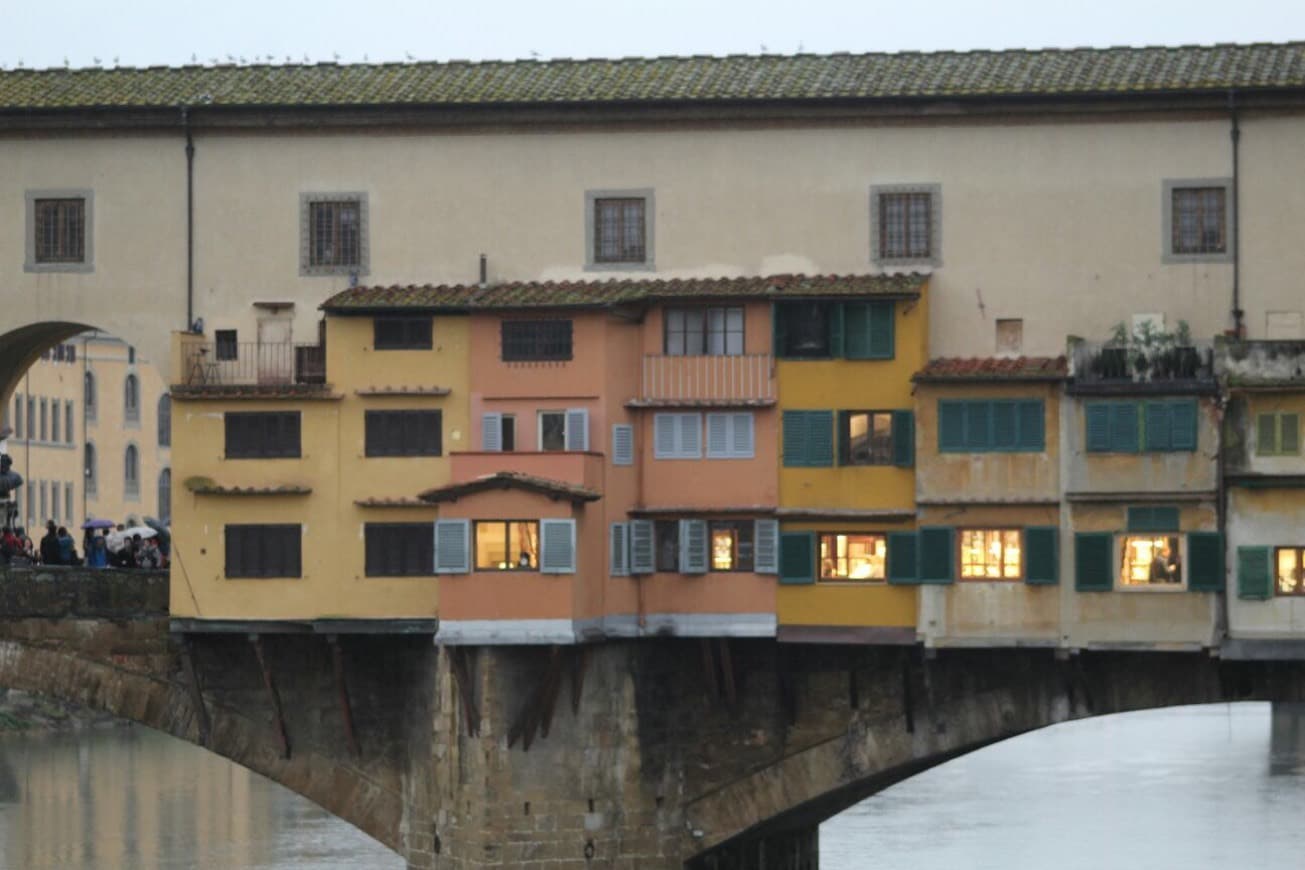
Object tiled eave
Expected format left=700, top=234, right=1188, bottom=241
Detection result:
left=625, top=398, right=776, bottom=409
left=171, top=384, right=343, bottom=401
left=355, top=386, right=452, bottom=397
left=1225, top=474, right=1305, bottom=489
left=418, top=471, right=600, bottom=505
left=187, top=483, right=313, bottom=496
left=914, top=497, right=1060, bottom=507
left=629, top=505, right=775, bottom=517
left=354, top=497, right=436, bottom=508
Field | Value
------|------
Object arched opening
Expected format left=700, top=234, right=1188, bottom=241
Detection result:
left=157, top=394, right=171, bottom=447
left=123, top=373, right=139, bottom=424
left=158, top=467, right=171, bottom=525
left=124, top=443, right=140, bottom=500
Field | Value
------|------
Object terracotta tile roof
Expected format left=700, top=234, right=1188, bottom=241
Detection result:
left=626, top=398, right=776, bottom=409
left=354, top=386, right=453, bottom=396
left=171, top=384, right=342, bottom=400
left=6, top=44, right=1305, bottom=111
left=354, top=497, right=436, bottom=508
left=914, top=356, right=1068, bottom=383
left=322, top=273, right=926, bottom=312
left=417, top=471, right=600, bottom=504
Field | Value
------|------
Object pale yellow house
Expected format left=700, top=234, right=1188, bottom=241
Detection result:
left=3, top=333, right=170, bottom=534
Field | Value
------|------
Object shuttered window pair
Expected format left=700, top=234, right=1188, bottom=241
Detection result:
left=364, top=523, right=435, bottom=577
left=225, top=411, right=301, bottom=459
left=937, top=400, right=1045, bottom=453
left=612, top=518, right=778, bottom=576
left=434, top=519, right=576, bottom=574
left=373, top=316, right=433, bottom=350
left=654, top=413, right=754, bottom=460
left=225, top=525, right=301, bottom=579
left=784, top=410, right=914, bottom=467
left=365, top=410, right=442, bottom=457
left=1236, top=546, right=1305, bottom=599
left=1256, top=413, right=1301, bottom=456
left=1074, top=531, right=1222, bottom=592
left=774, top=300, right=895, bottom=360
left=1085, top=400, right=1198, bottom=453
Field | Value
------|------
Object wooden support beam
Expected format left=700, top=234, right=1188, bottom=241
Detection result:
left=328, top=635, right=361, bottom=757
left=448, top=647, right=480, bottom=737
left=570, top=647, right=588, bottom=715
left=717, top=639, right=737, bottom=710
left=537, top=647, right=565, bottom=740
left=900, top=651, right=915, bottom=734
left=700, top=639, right=720, bottom=703
left=777, top=653, right=798, bottom=726
left=847, top=649, right=860, bottom=711
left=508, top=646, right=565, bottom=751
left=248, top=634, right=291, bottom=759
left=179, top=636, right=211, bottom=747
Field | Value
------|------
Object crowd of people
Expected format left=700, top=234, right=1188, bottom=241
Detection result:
left=1, top=518, right=169, bottom=569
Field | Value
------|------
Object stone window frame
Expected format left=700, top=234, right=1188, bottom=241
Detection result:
left=299, top=191, right=370, bottom=277
left=25, top=188, right=94, bottom=273
left=870, top=183, right=942, bottom=268
left=584, top=188, right=656, bottom=272
left=1161, top=178, right=1234, bottom=265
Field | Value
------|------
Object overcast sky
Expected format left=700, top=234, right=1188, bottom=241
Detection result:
left=3, top=0, right=1303, bottom=70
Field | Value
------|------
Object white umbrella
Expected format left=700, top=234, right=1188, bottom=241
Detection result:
left=107, top=526, right=158, bottom=551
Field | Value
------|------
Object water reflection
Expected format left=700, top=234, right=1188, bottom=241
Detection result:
left=822, top=703, right=1304, bottom=870
left=0, top=726, right=402, bottom=870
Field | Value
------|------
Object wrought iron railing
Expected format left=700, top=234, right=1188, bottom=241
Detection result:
left=1069, top=340, right=1214, bottom=385
left=181, top=342, right=325, bottom=387
left=639, top=353, right=775, bottom=404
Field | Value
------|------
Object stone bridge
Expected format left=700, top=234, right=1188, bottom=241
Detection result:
left=3, top=565, right=1304, bottom=869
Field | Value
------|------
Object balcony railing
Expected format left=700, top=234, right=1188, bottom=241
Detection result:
left=1069, top=340, right=1214, bottom=387
left=638, top=353, right=775, bottom=405
left=181, top=341, right=326, bottom=387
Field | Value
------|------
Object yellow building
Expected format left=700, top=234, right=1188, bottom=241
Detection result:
left=2, top=333, right=170, bottom=535
left=167, top=310, right=461, bottom=627
left=774, top=277, right=927, bottom=643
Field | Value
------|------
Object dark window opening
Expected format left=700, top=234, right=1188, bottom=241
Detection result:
left=655, top=520, right=679, bottom=573
left=501, top=320, right=573, bottom=362
left=365, top=523, right=435, bottom=577
left=593, top=197, right=646, bottom=264
left=225, top=524, right=301, bottom=578
left=225, top=411, right=301, bottom=459
left=879, top=192, right=932, bottom=259
left=309, top=200, right=361, bottom=268
left=374, top=317, right=433, bottom=350
left=34, top=198, right=85, bottom=263
left=365, top=410, right=442, bottom=457
left=215, top=330, right=239, bottom=361
left=1171, top=187, right=1226, bottom=255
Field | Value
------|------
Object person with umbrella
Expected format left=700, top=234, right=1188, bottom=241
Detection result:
left=82, top=519, right=113, bottom=569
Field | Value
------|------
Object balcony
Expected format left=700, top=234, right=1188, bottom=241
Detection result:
left=632, top=354, right=775, bottom=407
left=450, top=451, right=605, bottom=492
left=1217, top=339, right=1305, bottom=386
left=1069, top=339, right=1215, bottom=394
left=180, top=341, right=326, bottom=388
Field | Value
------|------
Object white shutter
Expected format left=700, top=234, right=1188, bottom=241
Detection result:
left=754, top=519, right=779, bottom=574
left=706, top=413, right=730, bottom=458
left=731, top=413, right=755, bottom=458
left=679, top=519, right=708, bottom=574
left=481, top=413, right=503, bottom=452
left=565, top=408, right=590, bottom=452
left=678, top=414, right=702, bottom=458
left=612, top=423, right=634, bottom=466
left=654, top=414, right=677, bottom=458
left=540, top=519, right=577, bottom=574
left=610, top=522, right=629, bottom=576
left=433, top=520, right=470, bottom=574
left=629, top=520, right=655, bottom=574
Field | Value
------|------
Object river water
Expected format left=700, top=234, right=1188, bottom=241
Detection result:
left=0, top=703, right=1297, bottom=869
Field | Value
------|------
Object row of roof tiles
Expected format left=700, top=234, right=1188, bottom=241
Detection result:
left=321, top=273, right=927, bottom=311
left=5, top=43, right=1305, bottom=111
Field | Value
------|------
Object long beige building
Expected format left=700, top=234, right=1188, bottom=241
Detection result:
left=3, top=334, right=170, bottom=533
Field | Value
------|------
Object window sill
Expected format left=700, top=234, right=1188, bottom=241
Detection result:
left=816, top=579, right=889, bottom=586
left=584, top=261, right=656, bottom=273
left=1162, top=252, right=1233, bottom=265
left=1115, top=583, right=1188, bottom=593
left=24, top=261, right=94, bottom=274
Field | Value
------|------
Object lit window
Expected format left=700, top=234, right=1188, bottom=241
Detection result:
left=1119, top=535, right=1183, bottom=587
left=474, top=521, right=540, bottom=571
left=844, top=412, right=893, bottom=465
left=1276, top=547, right=1305, bottom=596
left=709, top=521, right=754, bottom=572
left=819, top=533, right=887, bottom=581
left=960, top=529, right=1022, bottom=580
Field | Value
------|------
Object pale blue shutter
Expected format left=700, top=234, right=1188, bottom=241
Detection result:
left=433, top=519, right=470, bottom=574
left=754, top=519, right=779, bottom=574
left=629, top=520, right=655, bottom=574
left=565, top=408, right=589, bottom=451
left=540, top=519, right=576, bottom=574
left=481, top=413, right=502, bottom=451
left=730, top=413, right=755, bottom=458
left=611, top=423, right=634, bottom=465
left=706, top=413, right=730, bottom=458
left=610, top=523, right=629, bottom=576
left=654, top=414, right=677, bottom=458
left=679, top=519, right=708, bottom=574
left=678, top=414, right=702, bottom=458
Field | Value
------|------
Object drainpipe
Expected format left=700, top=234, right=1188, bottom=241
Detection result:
left=1229, top=90, right=1244, bottom=337
left=182, top=106, right=196, bottom=331
left=82, top=340, right=88, bottom=528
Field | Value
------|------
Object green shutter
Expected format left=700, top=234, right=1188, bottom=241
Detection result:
left=1127, top=506, right=1179, bottom=533
left=1017, top=400, right=1045, bottom=451
left=1257, top=413, right=1278, bottom=455
left=782, top=410, right=806, bottom=467
left=1086, top=404, right=1111, bottom=452
left=867, top=301, right=894, bottom=360
left=1025, top=527, right=1059, bottom=585
left=887, top=532, right=919, bottom=584
left=784, top=411, right=833, bottom=467
left=1283, top=414, right=1301, bottom=454
left=1169, top=400, right=1198, bottom=451
left=778, top=532, right=815, bottom=585
left=939, top=401, right=965, bottom=452
left=1143, top=402, right=1171, bottom=451
left=828, top=303, right=845, bottom=358
left=843, top=302, right=871, bottom=359
left=1074, top=532, right=1114, bottom=591
left=1109, top=403, right=1140, bottom=453
left=1186, top=532, right=1223, bottom=592
left=991, top=401, right=1017, bottom=450
left=892, top=410, right=915, bottom=467
left=1236, top=546, right=1272, bottom=600
left=963, top=401, right=991, bottom=450
left=836, top=411, right=851, bottom=465
left=918, top=526, right=955, bottom=584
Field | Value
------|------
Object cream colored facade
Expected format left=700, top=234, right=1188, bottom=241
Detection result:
left=2, top=334, right=170, bottom=534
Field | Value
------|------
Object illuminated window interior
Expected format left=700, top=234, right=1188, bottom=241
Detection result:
left=1119, top=535, right=1183, bottom=586
left=960, top=529, right=1021, bottom=580
left=1277, top=548, right=1305, bottom=596
left=474, top=521, right=539, bottom=571
left=708, top=521, right=753, bottom=572
left=819, top=534, right=887, bottom=581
